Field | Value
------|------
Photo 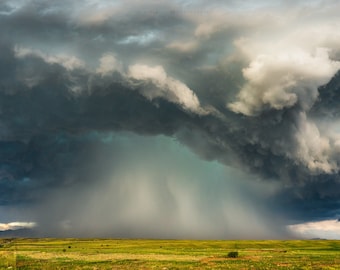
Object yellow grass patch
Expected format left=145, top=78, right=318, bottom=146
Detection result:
left=19, top=250, right=203, bottom=262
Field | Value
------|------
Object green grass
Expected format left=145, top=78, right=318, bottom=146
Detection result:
left=0, top=238, right=339, bottom=269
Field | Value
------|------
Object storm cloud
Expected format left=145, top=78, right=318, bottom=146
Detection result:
left=1, top=0, right=340, bottom=238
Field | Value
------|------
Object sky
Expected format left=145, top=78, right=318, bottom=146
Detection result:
left=1, top=0, right=340, bottom=239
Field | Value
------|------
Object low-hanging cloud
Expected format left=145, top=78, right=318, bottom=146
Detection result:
left=0, top=222, right=36, bottom=232
left=1, top=0, right=340, bottom=238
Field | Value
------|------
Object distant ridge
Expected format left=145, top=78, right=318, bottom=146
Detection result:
left=0, top=228, right=37, bottom=238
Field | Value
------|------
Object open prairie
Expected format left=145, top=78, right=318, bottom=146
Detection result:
left=0, top=238, right=339, bottom=269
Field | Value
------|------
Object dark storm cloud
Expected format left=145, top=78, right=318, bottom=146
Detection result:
left=311, top=71, right=340, bottom=117
left=1, top=0, right=340, bottom=236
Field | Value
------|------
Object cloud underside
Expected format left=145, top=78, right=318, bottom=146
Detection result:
left=1, top=0, right=340, bottom=237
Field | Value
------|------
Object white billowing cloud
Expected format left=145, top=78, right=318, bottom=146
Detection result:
left=0, top=221, right=36, bottom=231
left=229, top=47, right=340, bottom=116
left=294, top=112, right=338, bottom=173
left=225, top=26, right=340, bottom=174
left=127, top=64, right=204, bottom=114
left=288, top=219, right=340, bottom=239
left=225, top=2, right=340, bottom=117
left=226, top=22, right=340, bottom=174
left=14, top=46, right=85, bottom=71
left=96, top=53, right=122, bottom=76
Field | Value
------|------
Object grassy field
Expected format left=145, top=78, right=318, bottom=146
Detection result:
left=0, top=238, right=339, bottom=269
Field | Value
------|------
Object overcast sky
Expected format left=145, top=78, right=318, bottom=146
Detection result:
left=1, top=0, right=340, bottom=239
